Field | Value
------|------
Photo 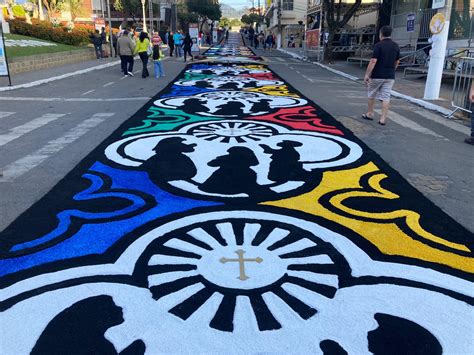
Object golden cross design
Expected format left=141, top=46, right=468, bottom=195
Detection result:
left=220, top=249, right=263, bottom=281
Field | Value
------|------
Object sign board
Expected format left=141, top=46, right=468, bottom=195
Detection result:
left=0, top=22, right=11, bottom=85
left=0, top=26, right=9, bottom=76
left=189, top=23, right=199, bottom=52
left=430, top=13, right=446, bottom=35
left=432, top=0, right=445, bottom=9
left=407, top=13, right=415, bottom=33
left=94, top=18, right=105, bottom=32
left=305, top=29, right=320, bottom=49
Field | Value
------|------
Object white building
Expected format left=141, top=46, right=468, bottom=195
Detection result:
left=265, top=0, right=307, bottom=47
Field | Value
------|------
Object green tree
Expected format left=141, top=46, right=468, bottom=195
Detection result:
left=65, top=0, right=83, bottom=22
left=178, top=2, right=199, bottom=32
left=241, top=13, right=259, bottom=25
left=323, top=0, right=362, bottom=62
left=230, top=18, right=241, bottom=27
left=186, top=0, right=222, bottom=30
left=114, top=0, right=140, bottom=23
left=219, top=17, right=230, bottom=28
left=42, top=0, right=66, bottom=19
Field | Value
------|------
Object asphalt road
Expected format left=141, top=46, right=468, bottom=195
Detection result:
left=0, top=51, right=473, bottom=232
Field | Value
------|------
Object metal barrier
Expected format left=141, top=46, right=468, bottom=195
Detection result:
left=449, top=57, right=474, bottom=118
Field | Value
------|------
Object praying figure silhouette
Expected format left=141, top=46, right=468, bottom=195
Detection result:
left=181, top=98, right=210, bottom=115
left=142, top=137, right=197, bottom=185
left=214, top=101, right=245, bottom=116
left=219, top=81, right=240, bottom=90
left=262, top=141, right=309, bottom=184
left=251, top=99, right=273, bottom=114
left=201, top=147, right=260, bottom=195
left=194, top=80, right=213, bottom=89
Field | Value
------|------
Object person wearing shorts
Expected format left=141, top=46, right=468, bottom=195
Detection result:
left=363, top=26, right=400, bottom=125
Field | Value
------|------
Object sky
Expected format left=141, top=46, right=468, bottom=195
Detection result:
left=220, top=0, right=252, bottom=10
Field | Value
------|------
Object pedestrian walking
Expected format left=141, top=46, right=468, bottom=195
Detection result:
left=100, top=27, right=107, bottom=57
left=117, top=29, right=135, bottom=76
left=465, top=82, right=474, bottom=145
left=173, top=31, right=183, bottom=57
left=152, top=44, right=165, bottom=78
left=135, top=31, right=151, bottom=78
left=198, top=31, right=203, bottom=47
left=168, top=32, right=175, bottom=57
left=225, top=29, right=229, bottom=44
left=90, top=30, right=103, bottom=59
left=362, top=26, right=400, bottom=126
left=112, top=32, right=118, bottom=57
left=182, top=34, right=194, bottom=62
left=265, top=33, right=273, bottom=50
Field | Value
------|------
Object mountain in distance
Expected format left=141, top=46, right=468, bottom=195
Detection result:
left=220, top=3, right=246, bottom=19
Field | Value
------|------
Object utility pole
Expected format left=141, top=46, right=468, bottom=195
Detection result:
left=106, top=0, right=113, bottom=56
left=141, top=0, right=148, bottom=33
left=277, top=0, right=282, bottom=48
left=149, top=0, right=154, bottom=33
left=423, top=0, right=453, bottom=100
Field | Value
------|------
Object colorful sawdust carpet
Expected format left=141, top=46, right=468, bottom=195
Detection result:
left=0, top=44, right=473, bottom=354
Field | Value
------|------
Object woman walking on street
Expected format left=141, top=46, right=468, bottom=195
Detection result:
left=168, top=32, right=175, bottom=57
left=135, top=31, right=151, bottom=78
left=152, top=44, right=165, bottom=78
left=183, top=34, right=194, bottom=62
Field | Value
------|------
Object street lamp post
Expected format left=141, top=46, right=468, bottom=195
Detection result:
left=141, top=0, right=148, bottom=33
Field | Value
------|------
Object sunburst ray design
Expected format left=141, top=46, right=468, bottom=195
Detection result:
left=140, top=219, right=349, bottom=332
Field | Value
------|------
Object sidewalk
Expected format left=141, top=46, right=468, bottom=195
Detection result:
left=279, top=47, right=461, bottom=117
left=0, top=57, right=120, bottom=89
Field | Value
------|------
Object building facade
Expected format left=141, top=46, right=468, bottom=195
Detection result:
left=264, top=0, right=307, bottom=47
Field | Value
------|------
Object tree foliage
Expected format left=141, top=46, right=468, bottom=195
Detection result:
left=65, top=0, right=83, bottom=21
left=114, top=0, right=140, bottom=22
left=219, top=17, right=230, bottom=28
left=42, top=0, right=66, bottom=19
left=323, top=0, right=362, bottom=62
left=241, top=13, right=259, bottom=25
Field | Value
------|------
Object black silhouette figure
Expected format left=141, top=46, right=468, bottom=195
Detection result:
left=251, top=99, right=272, bottom=114
left=220, top=81, right=240, bottom=90
left=201, top=147, right=260, bottom=195
left=214, top=101, right=245, bottom=116
left=32, top=295, right=146, bottom=355
left=194, top=80, right=213, bottom=89
left=142, top=137, right=197, bottom=184
left=181, top=98, right=209, bottom=115
left=262, top=141, right=309, bottom=184
left=243, top=80, right=259, bottom=88
left=368, top=313, right=442, bottom=355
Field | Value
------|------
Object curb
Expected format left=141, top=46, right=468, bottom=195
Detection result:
left=0, top=60, right=121, bottom=92
left=278, top=48, right=453, bottom=117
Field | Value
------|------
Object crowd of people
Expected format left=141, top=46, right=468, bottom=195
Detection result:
left=92, top=27, right=204, bottom=80
left=243, top=26, right=276, bottom=50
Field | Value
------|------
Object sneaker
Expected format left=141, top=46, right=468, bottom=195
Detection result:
left=124, top=74, right=128, bottom=77
left=127, top=71, right=134, bottom=77
left=464, top=137, right=474, bottom=145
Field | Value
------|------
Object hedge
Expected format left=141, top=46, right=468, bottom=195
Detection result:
left=7, top=19, right=90, bottom=46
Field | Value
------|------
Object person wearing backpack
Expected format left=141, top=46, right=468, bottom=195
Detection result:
left=151, top=44, right=165, bottom=78
left=134, top=31, right=151, bottom=78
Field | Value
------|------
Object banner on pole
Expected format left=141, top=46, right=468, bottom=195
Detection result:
left=0, top=27, right=9, bottom=76
left=305, top=29, right=320, bottom=49
left=189, top=23, right=199, bottom=52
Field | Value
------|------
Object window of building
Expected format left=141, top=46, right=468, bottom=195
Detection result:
left=282, top=0, right=294, bottom=11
